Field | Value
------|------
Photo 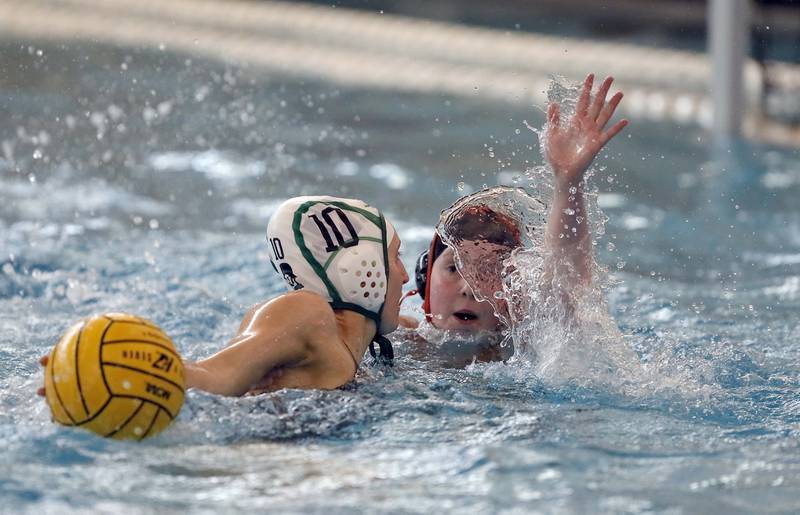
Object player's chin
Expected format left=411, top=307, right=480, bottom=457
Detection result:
left=380, top=296, right=403, bottom=333
left=379, top=311, right=400, bottom=334
left=380, top=319, right=399, bottom=334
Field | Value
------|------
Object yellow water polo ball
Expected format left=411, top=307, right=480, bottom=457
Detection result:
left=45, top=313, right=185, bottom=440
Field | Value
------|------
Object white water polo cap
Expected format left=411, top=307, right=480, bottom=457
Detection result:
left=266, top=196, right=397, bottom=325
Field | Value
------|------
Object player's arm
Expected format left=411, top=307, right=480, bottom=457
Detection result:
left=184, top=292, right=329, bottom=397
left=543, top=74, right=627, bottom=289
left=235, top=303, right=260, bottom=333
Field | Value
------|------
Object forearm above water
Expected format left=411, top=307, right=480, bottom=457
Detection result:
left=545, top=177, right=592, bottom=285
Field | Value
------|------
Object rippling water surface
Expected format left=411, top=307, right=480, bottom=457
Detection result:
left=2, top=41, right=800, bottom=514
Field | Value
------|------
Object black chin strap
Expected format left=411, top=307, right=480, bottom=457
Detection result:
left=369, top=334, right=394, bottom=366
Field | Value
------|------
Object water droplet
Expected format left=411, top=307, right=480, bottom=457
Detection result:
left=456, top=182, right=465, bottom=191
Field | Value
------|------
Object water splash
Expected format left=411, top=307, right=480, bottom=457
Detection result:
left=437, top=185, right=547, bottom=331
left=437, top=77, right=727, bottom=400
left=394, top=322, right=512, bottom=369
left=545, top=75, right=580, bottom=122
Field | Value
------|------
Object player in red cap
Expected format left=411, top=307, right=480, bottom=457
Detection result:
left=400, top=74, right=627, bottom=365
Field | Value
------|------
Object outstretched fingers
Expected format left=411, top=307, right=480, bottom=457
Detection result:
left=588, top=76, right=613, bottom=121
left=575, top=74, right=594, bottom=117
left=596, top=91, right=624, bottom=130
left=598, top=119, right=629, bottom=149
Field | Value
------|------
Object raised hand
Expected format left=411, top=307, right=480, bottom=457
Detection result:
left=542, top=73, right=628, bottom=292
left=544, top=74, right=627, bottom=187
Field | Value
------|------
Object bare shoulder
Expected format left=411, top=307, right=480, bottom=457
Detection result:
left=275, top=290, right=333, bottom=314
left=249, top=291, right=336, bottom=334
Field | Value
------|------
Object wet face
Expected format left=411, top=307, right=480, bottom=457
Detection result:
left=455, top=241, right=509, bottom=303
left=427, top=247, right=503, bottom=332
left=380, top=235, right=409, bottom=333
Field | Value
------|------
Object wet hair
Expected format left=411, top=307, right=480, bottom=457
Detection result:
left=447, top=205, right=522, bottom=247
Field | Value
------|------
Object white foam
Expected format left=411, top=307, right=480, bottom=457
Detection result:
left=149, top=150, right=266, bottom=181
left=368, top=163, right=412, bottom=190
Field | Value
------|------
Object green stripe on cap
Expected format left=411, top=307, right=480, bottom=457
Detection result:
left=322, top=249, right=340, bottom=271
left=292, top=200, right=388, bottom=312
left=322, top=237, right=382, bottom=271
left=293, top=201, right=341, bottom=302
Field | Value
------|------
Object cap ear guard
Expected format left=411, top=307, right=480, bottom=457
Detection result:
left=418, top=234, right=444, bottom=317
left=414, top=250, right=429, bottom=300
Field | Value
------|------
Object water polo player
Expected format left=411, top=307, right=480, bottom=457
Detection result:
left=38, top=196, right=408, bottom=399
left=412, top=204, right=522, bottom=332
left=399, top=74, right=627, bottom=364
left=182, top=196, right=409, bottom=395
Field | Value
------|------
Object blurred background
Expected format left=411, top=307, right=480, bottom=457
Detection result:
left=2, top=0, right=800, bottom=144
left=0, top=0, right=800, bottom=144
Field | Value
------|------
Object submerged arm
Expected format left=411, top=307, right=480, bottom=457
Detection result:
left=543, top=74, right=627, bottom=290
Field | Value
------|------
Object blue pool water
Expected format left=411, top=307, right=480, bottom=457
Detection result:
left=3, top=40, right=800, bottom=513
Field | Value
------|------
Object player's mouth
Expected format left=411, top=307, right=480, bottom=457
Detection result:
left=452, top=310, right=478, bottom=322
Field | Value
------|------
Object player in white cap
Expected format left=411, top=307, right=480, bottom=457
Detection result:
left=184, top=196, right=409, bottom=396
